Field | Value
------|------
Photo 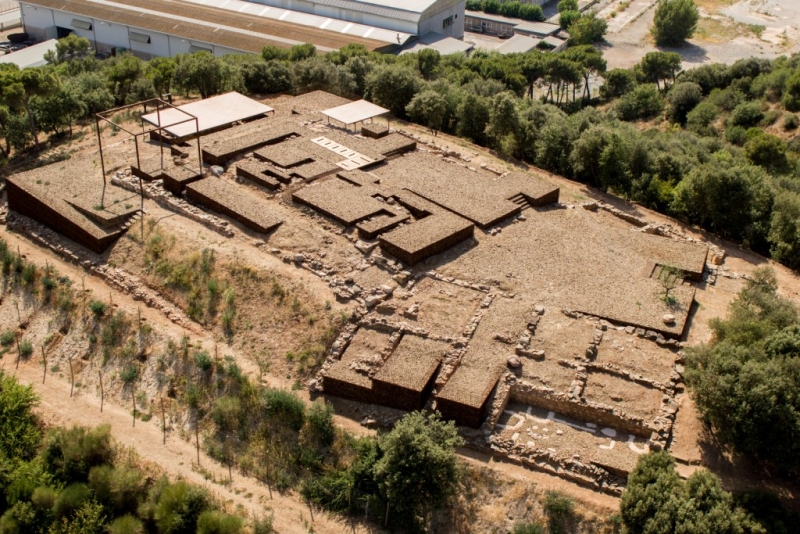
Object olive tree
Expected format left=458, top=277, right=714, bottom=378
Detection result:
left=374, top=411, right=463, bottom=525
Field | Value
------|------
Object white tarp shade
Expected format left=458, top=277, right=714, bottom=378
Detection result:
left=140, top=91, right=274, bottom=138
left=321, top=100, right=389, bottom=126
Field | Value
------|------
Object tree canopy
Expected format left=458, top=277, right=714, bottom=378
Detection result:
left=651, top=0, right=700, bottom=46
left=621, top=452, right=765, bottom=534
left=685, top=267, right=800, bottom=475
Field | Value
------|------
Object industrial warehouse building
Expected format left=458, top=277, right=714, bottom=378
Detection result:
left=19, top=0, right=466, bottom=58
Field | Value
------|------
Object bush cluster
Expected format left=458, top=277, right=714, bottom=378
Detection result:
left=0, top=371, right=264, bottom=533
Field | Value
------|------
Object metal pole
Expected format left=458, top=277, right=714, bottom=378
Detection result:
left=195, top=421, right=201, bottom=465
left=69, top=357, right=74, bottom=397
left=161, top=397, right=166, bottom=444
left=195, top=117, right=203, bottom=175
left=99, top=371, right=104, bottom=412
left=132, top=383, right=136, bottom=427
left=134, top=135, right=141, bottom=174
left=96, top=115, right=107, bottom=208
left=157, top=101, right=164, bottom=171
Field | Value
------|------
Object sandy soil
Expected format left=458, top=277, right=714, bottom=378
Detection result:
left=601, top=0, right=800, bottom=69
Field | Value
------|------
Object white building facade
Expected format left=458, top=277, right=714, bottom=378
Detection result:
left=19, top=0, right=466, bottom=60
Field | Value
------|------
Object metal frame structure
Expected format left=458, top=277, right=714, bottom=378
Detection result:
left=94, top=98, right=203, bottom=208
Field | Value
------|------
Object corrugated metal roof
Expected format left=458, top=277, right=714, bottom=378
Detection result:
left=514, top=21, right=560, bottom=36
left=311, top=0, right=425, bottom=22
left=185, top=0, right=412, bottom=44
left=464, top=10, right=560, bottom=36
left=494, top=34, right=539, bottom=55
left=24, top=0, right=388, bottom=52
left=399, top=31, right=473, bottom=55
left=464, top=10, right=515, bottom=24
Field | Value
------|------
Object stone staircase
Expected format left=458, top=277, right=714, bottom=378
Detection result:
left=508, top=193, right=532, bottom=211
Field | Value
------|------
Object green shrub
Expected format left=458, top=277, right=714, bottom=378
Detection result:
left=304, top=400, right=335, bottom=448
left=41, top=424, right=113, bottom=483
left=211, top=396, right=241, bottom=433
left=89, top=300, right=107, bottom=317
left=53, top=483, right=91, bottom=519
left=88, top=465, right=145, bottom=515
left=183, top=383, right=201, bottom=410
left=19, top=339, right=33, bottom=359
left=101, top=311, right=128, bottom=347
left=686, top=101, right=718, bottom=134
left=616, top=84, right=664, bottom=121
left=760, top=108, right=781, bottom=126
left=783, top=113, right=798, bottom=130
left=154, top=481, right=209, bottom=534
left=196, top=511, right=244, bottom=534
left=725, top=125, right=748, bottom=145
left=731, top=101, right=764, bottom=127
left=544, top=490, right=574, bottom=534
left=684, top=268, right=800, bottom=474
left=194, top=351, right=213, bottom=371
left=21, top=263, right=37, bottom=286
left=667, top=81, right=703, bottom=124
left=31, top=486, right=57, bottom=510
left=512, top=521, right=546, bottom=534
left=252, top=515, right=274, bottom=534
left=0, top=329, right=15, bottom=346
left=107, top=515, right=145, bottom=534
left=621, top=452, right=764, bottom=533
left=261, top=388, right=306, bottom=431
left=221, top=308, right=235, bottom=336
left=120, top=364, right=138, bottom=384
left=0, top=371, right=42, bottom=461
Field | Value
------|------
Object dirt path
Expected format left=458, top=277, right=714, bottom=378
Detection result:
left=9, top=359, right=367, bottom=534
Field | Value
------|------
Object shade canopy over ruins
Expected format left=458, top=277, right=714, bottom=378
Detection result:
left=321, top=100, right=389, bottom=129
left=141, top=92, right=274, bottom=139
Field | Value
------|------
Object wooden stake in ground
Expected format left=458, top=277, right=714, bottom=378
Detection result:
left=98, top=371, right=104, bottom=412
left=226, top=436, right=232, bottom=484
left=160, top=397, right=166, bottom=444
left=13, top=299, right=21, bottom=326
left=68, top=357, right=75, bottom=397
left=41, top=345, right=47, bottom=384
left=132, top=384, right=136, bottom=427
left=264, top=450, right=273, bottom=500
left=15, top=338, right=21, bottom=370
left=195, top=421, right=201, bottom=465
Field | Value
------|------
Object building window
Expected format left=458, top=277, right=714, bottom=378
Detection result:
left=443, top=15, right=454, bottom=28
left=129, top=31, right=151, bottom=44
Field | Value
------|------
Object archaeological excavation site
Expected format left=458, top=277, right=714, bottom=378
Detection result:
left=3, top=89, right=733, bottom=497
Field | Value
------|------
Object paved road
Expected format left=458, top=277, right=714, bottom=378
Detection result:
left=598, top=0, right=658, bottom=34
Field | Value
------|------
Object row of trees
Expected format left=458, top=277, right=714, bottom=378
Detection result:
left=465, top=0, right=545, bottom=22
left=685, top=267, right=800, bottom=476
left=0, top=370, right=271, bottom=533
left=620, top=452, right=792, bottom=533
